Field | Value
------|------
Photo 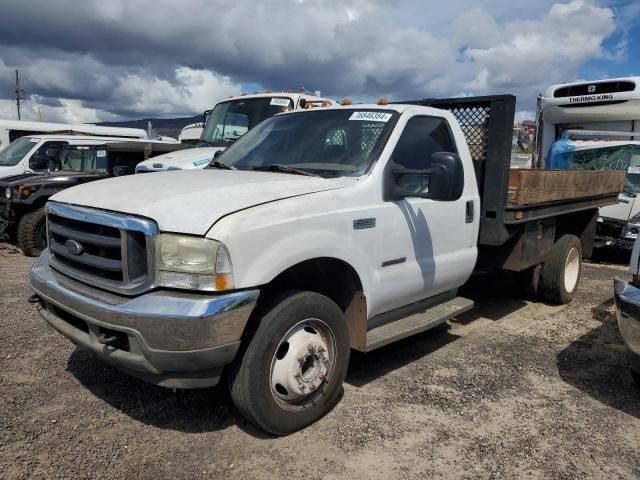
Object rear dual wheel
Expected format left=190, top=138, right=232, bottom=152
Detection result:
left=520, top=235, right=582, bottom=304
left=540, top=234, right=582, bottom=305
left=228, top=291, right=350, bottom=435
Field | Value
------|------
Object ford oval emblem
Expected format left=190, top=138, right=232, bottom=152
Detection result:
left=65, top=239, right=84, bottom=256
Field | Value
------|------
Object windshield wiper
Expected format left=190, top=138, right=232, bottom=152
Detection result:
left=252, top=164, right=320, bottom=177
left=209, top=160, right=234, bottom=170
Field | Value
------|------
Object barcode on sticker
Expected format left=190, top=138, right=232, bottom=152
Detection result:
left=628, top=166, right=640, bottom=173
left=349, top=111, right=392, bottom=122
left=97, top=150, right=106, bottom=157
left=270, top=98, right=290, bottom=106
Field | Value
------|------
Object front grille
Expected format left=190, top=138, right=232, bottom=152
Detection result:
left=46, top=203, right=157, bottom=295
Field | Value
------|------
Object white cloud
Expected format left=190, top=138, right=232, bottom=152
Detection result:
left=111, top=67, right=241, bottom=116
left=0, top=0, right=621, bottom=120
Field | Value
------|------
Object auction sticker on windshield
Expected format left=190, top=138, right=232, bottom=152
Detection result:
left=628, top=166, right=640, bottom=173
left=349, top=112, right=392, bottom=122
left=192, top=158, right=211, bottom=167
left=270, top=98, right=291, bottom=106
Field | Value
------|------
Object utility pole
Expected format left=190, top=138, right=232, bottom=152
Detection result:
left=14, top=70, right=25, bottom=120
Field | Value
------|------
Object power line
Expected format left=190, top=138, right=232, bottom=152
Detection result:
left=14, top=70, right=25, bottom=120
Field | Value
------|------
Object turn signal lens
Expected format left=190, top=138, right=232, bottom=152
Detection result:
left=214, top=273, right=234, bottom=291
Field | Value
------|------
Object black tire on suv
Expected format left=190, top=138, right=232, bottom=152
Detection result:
left=17, top=208, right=47, bottom=257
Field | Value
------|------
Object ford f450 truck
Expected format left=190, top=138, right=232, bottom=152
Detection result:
left=29, top=95, right=624, bottom=434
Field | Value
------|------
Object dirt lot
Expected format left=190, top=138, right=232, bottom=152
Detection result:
left=1, top=243, right=640, bottom=480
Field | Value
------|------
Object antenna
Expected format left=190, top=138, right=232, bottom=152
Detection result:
left=14, top=70, right=25, bottom=120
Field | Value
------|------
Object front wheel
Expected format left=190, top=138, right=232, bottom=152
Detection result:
left=540, top=234, right=582, bottom=305
left=228, top=291, right=350, bottom=435
left=17, top=208, right=47, bottom=257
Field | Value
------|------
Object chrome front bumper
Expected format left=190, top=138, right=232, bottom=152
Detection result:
left=614, top=277, right=640, bottom=372
left=30, top=252, right=259, bottom=388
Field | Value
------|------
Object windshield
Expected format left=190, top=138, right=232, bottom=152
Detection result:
left=568, top=143, right=640, bottom=194
left=59, top=148, right=108, bottom=173
left=199, top=97, right=294, bottom=147
left=0, top=137, right=39, bottom=166
left=209, top=109, right=397, bottom=177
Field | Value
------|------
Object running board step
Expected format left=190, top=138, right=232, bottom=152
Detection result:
left=362, top=296, right=474, bottom=352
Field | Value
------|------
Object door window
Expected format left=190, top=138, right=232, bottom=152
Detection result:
left=391, top=117, right=457, bottom=170
left=390, top=117, right=457, bottom=194
left=30, top=141, right=67, bottom=170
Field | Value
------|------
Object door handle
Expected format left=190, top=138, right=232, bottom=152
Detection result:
left=466, top=201, right=474, bottom=223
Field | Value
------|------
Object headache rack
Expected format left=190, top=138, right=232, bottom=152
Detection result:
left=398, top=95, right=624, bottom=247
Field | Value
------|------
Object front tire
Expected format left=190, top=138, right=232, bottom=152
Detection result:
left=229, top=291, right=350, bottom=435
left=540, top=234, right=582, bottom=305
left=17, top=208, right=47, bottom=257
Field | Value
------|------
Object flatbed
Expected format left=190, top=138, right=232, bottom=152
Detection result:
left=404, top=95, right=624, bottom=271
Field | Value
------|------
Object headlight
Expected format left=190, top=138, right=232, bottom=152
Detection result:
left=155, top=234, right=233, bottom=291
left=631, top=213, right=640, bottom=224
left=4, top=187, right=10, bottom=199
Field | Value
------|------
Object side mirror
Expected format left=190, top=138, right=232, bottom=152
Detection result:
left=112, top=166, right=131, bottom=177
left=383, top=152, right=464, bottom=202
left=213, top=149, right=223, bottom=159
left=203, top=109, right=212, bottom=124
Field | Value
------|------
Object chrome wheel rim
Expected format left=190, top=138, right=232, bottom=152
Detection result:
left=269, top=318, right=336, bottom=411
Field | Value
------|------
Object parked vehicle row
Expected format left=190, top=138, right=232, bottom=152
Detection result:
left=135, top=92, right=334, bottom=173
left=0, top=138, right=185, bottom=255
left=27, top=94, right=624, bottom=434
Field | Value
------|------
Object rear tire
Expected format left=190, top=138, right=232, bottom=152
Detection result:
left=540, top=234, right=582, bottom=305
left=228, top=291, right=350, bottom=435
left=17, top=208, right=47, bottom=257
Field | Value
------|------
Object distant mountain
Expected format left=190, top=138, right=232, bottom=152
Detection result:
left=97, top=115, right=204, bottom=139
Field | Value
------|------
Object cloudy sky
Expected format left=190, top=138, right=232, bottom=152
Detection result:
left=0, top=0, right=637, bottom=123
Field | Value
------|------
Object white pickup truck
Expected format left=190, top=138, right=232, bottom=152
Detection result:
left=134, top=92, right=333, bottom=173
left=30, top=95, right=623, bottom=434
left=0, top=134, right=148, bottom=180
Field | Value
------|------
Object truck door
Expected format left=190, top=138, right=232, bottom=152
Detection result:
left=374, top=115, right=478, bottom=314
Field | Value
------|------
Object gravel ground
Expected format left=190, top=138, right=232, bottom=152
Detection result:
left=1, top=242, right=640, bottom=479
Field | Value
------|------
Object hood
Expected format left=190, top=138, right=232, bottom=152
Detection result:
left=136, top=147, right=224, bottom=171
left=0, top=172, right=40, bottom=186
left=1, top=171, right=104, bottom=188
left=51, top=169, right=352, bottom=235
